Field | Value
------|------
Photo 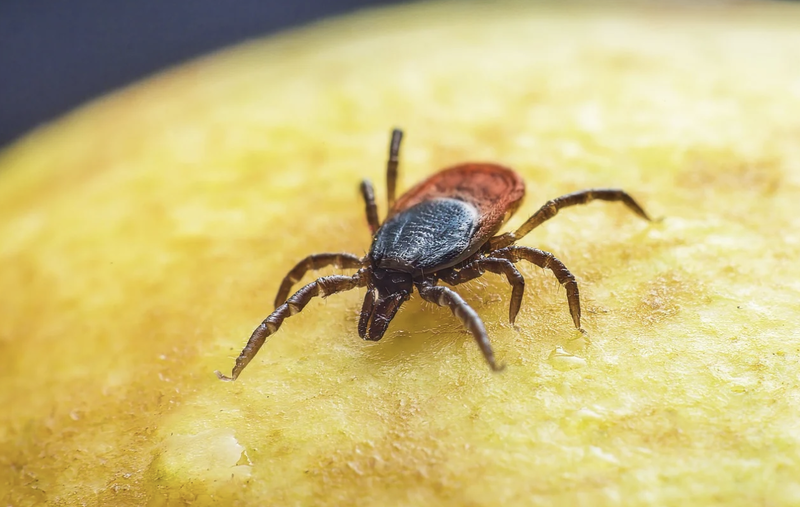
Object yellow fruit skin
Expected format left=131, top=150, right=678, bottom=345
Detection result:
left=3, top=2, right=800, bottom=506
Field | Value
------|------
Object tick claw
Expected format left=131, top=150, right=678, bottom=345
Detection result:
left=215, top=370, right=235, bottom=382
left=569, top=328, right=592, bottom=348
left=492, top=362, right=507, bottom=372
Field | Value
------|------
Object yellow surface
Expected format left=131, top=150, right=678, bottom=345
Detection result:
left=2, top=1, right=800, bottom=505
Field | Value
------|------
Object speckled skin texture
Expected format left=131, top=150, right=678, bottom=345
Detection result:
left=2, top=1, right=800, bottom=506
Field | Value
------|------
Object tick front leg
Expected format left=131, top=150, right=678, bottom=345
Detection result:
left=274, top=252, right=364, bottom=308
left=386, top=128, right=403, bottom=210
left=440, top=258, right=525, bottom=326
left=360, top=179, right=380, bottom=234
left=417, top=282, right=504, bottom=372
left=490, top=188, right=651, bottom=249
left=491, top=246, right=582, bottom=331
left=218, top=271, right=366, bottom=381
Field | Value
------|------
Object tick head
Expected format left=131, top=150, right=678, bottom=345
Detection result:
left=372, top=268, right=413, bottom=298
left=358, top=268, right=412, bottom=341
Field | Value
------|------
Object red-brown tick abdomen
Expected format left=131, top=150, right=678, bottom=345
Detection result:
left=389, top=164, right=526, bottom=246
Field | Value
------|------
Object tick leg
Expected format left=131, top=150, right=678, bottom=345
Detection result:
left=417, top=282, right=504, bottom=372
left=490, top=188, right=651, bottom=249
left=440, top=258, right=525, bottom=326
left=386, top=128, right=403, bottom=210
left=491, top=246, right=582, bottom=331
left=274, top=252, right=364, bottom=308
left=360, top=179, right=380, bottom=234
left=217, top=271, right=367, bottom=381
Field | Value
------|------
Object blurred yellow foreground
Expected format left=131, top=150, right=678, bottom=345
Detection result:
left=2, top=1, right=800, bottom=505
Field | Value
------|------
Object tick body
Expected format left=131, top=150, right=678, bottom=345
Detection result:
left=216, top=129, right=651, bottom=381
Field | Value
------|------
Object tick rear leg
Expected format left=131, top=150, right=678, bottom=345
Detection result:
left=218, top=270, right=367, bottom=381
left=490, top=188, right=651, bottom=249
left=386, top=128, right=403, bottom=210
left=417, top=281, right=504, bottom=372
left=274, top=252, right=364, bottom=308
left=440, top=258, right=525, bottom=326
left=491, top=246, right=582, bottom=331
left=360, top=179, right=380, bottom=234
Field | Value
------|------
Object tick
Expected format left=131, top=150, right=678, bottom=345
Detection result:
left=216, top=128, right=651, bottom=380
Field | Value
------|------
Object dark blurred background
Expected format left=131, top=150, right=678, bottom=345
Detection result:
left=0, top=0, right=403, bottom=149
